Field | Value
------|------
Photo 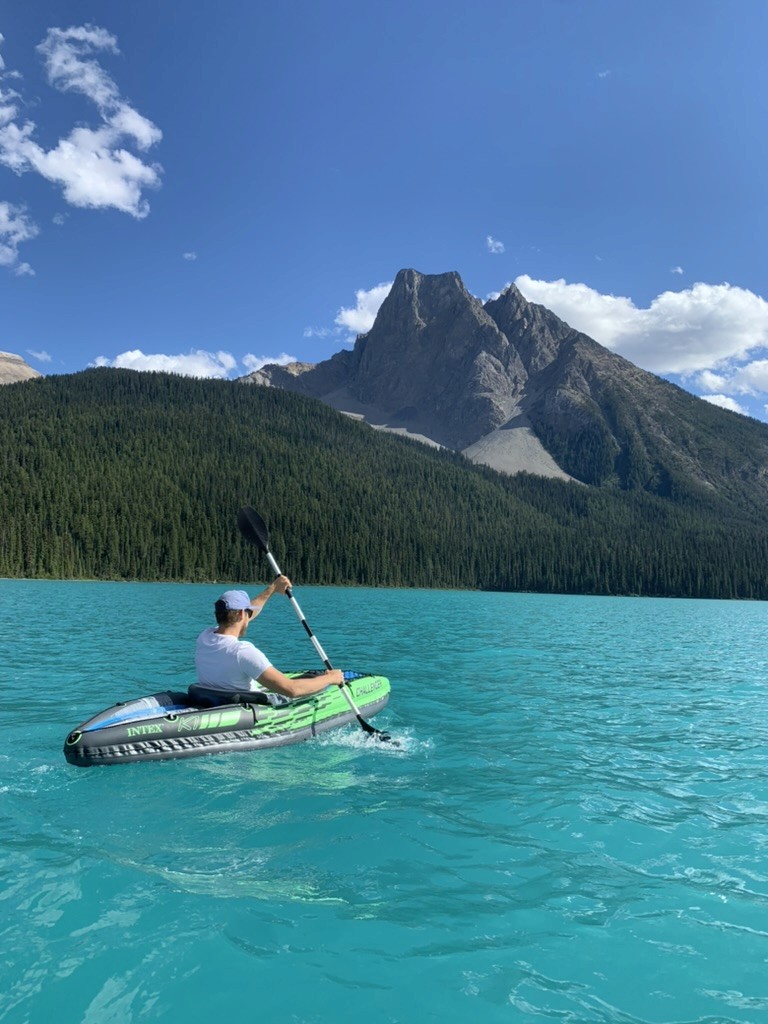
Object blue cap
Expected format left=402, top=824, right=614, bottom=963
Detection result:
left=217, top=589, right=252, bottom=610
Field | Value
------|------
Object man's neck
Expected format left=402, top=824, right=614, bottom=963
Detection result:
left=215, top=624, right=245, bottom=638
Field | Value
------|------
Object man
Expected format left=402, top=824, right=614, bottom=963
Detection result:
left=194, top=580, right=345, bottom=701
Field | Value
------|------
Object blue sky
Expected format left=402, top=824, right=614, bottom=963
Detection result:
left=2, top=0, right=768, bottom=418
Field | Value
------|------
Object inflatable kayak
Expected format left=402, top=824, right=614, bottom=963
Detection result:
left=63, top=672, right=390, bottom=767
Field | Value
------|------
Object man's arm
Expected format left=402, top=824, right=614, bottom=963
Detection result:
left=258, top=665, right=344, bottom=699
left=249, top=575, right=291, bottom=617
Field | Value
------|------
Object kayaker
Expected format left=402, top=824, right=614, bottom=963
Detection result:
left=193, top=584, right=345, bottom=702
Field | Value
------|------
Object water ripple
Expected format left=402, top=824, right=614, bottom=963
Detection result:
left=3, top=584, right=768, bottom=1023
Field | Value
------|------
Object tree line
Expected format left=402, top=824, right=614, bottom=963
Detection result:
left=1, top=367, right=767, bottom=599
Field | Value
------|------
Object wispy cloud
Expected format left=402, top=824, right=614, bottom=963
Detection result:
left=0, top=25, right=162, bottom=219
left=671, top=265, right=684, bottom=275
left=242, top=352, right=297, bottom=374
left=0, top=201, right=38, bottom=268
left=14, top=260, right=34, bottom=276
left=0, top=46, right=21, bottom=129
left=182, top=251, right=197, bottom=261
left=598, top=69, right=611, bottom=79
left=93, top=349, right=238, bottom=378
left=92, top=348, right=298, bottom=379
left=486, top=235, right=505, bottom=254
left=335, top=281, right=393, bottom=336
left=697, top=358, right=768, bottom=398
left=0, top=82, right=21, bottom=125
left=27, top=348, right=51, bottom=362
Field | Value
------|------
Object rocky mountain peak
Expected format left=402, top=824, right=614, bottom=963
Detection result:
left=484, top=285, right=574, bottom=374
left=381, top=268, right=466, bottom=319
left=345, top=269, right=523, bottom=448
left=365, top=267, right=494, bottom=341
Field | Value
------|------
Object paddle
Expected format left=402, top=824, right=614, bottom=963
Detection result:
left=236, top=506, right=392, bottom=742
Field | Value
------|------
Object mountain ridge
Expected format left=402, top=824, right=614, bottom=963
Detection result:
left=244, top=268, right=768, bottom=512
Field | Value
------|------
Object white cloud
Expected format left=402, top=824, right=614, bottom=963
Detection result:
left=702, top=394, right=748, bottom=415
left=514, top=275, right=768, bottom=375
left=303, top=326, right=332, bottom=338
left=0, top=25, right=162, bottom=218
left=93, top=349, right=238, bottom=378
left=242, top=352, right=297, bottom=373
left=598, top=70, right=611, bottom=79
left=335, top=281, right=393, bottom=336
left=695, top=370, right=728, bottom=393
left=0, top=201, right=38, bottom=268
left=723, top=359, right=768, bottom=396
left=37, top=26, right=121, bottom=108
left=52, top=212, right=67, bottom=225
left=671, top=265, right=684, bottom=274
left=1, top=122, right=161, bottom=218
left=487, top=235, right=505, bottom=254
left=694, top=360, right=768, bottom=403
left=27, top=349, right=51, bottom=362
left=107, top=104, right=162, bottom=151
left=0, top=36, right=21, bottom=83
left=92, top=348, right=299, bottom=378
left=0, top=85, right=20, bottom=126
left=183, top=251, right=197, bottom=261
left=14, top=261, right=34, bottom=276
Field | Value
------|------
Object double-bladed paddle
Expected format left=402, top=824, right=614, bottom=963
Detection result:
left=236, top=506, right=392, bottom=742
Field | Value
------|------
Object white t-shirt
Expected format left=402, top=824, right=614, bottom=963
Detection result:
left=195, top=628, right=272, bottom=691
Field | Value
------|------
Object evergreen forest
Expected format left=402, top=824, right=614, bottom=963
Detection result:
left=1, top=368, right=767, bottom=599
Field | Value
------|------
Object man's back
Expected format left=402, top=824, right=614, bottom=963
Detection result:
left=194, top=627, right=271, bottom=691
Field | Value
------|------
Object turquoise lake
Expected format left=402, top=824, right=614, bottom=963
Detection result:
left=2, top=578, right=768, bottom=1023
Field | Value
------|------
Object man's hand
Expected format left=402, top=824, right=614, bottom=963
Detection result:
left=272, top=574, right=292, bottom=595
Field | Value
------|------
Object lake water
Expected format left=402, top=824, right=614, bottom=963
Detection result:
left=2, top=579, right=768, bottom=1023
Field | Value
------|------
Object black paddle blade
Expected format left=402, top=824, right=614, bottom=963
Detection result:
left=237, top=506, right=270, bottom=553
left=365, top=721, right=395, bottom=743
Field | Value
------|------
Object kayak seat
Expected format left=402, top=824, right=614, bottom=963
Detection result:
left=187, top=684, right=275, bottom=708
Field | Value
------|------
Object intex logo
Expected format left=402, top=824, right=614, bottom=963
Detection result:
left=126, top=724, right=164, bottom=737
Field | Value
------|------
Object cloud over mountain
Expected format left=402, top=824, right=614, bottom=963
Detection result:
left=514, top=276, right=768, bottom=376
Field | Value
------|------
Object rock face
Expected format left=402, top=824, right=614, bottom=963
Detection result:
left=243, top=269, right=768, bottom=504
left=0, top=351, right=41, bottom=384
left=246, top=269, right=530, bottom=451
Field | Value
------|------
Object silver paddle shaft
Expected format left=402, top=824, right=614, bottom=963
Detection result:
left=264, top=552, right=371, bottom=724
left=264, top=549, right=332, bottom=668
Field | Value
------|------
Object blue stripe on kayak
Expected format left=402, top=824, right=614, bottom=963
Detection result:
left=82, top=705, right=189, bottom=731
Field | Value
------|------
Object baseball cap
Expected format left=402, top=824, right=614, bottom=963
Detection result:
left=217, top=589, right=252, bottom=610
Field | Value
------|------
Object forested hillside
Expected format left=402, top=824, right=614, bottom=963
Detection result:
left=1, top=368, right=767, bottom=599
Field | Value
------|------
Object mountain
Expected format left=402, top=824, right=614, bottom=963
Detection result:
left=244, top=269, right=768, bottom=511
left=0, top=351, right=41, bottom=384
left=246, top=269, right=530, bottom=453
